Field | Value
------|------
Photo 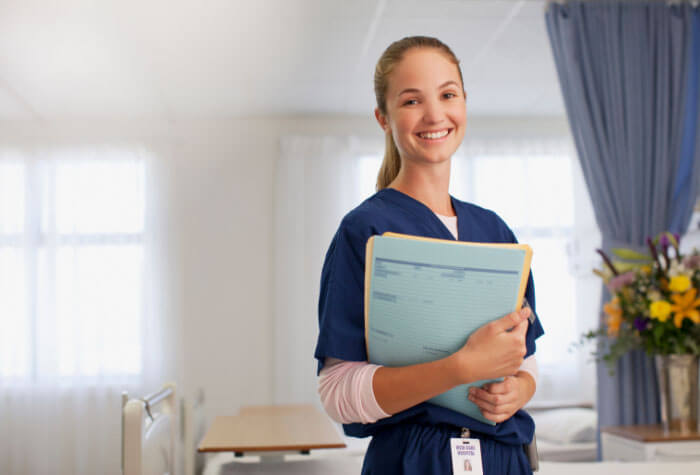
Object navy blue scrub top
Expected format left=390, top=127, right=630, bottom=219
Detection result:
left=314, top=188, right=544, bottom=446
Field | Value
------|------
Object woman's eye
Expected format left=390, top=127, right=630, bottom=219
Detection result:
left=443, top=92, right=457, bottom=99
left=403, top=99, right=418, bottom=106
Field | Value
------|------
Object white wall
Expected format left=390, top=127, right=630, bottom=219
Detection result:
left=0, top=114, right=572, bottom=425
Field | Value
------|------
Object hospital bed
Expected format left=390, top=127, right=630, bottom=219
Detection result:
left=529, top=406, right=598, bottom=462
left=122, top=383, right=177, bottom=475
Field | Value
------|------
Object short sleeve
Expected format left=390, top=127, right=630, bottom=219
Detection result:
left=314, top=220, right=371, bottom=374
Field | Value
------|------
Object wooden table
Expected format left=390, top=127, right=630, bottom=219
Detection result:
left=198, top=404, right=346, bottom=462
left=601, top=424, right=700, bottom=462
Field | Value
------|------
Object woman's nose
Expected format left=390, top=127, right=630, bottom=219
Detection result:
left=422, top=99, right=445, bottom=124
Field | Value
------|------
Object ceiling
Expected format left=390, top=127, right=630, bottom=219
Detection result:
left=0, top=0, right=565, bottom=121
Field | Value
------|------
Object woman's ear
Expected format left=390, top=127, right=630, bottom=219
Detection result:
left=374, top=108, right=390, bottom=133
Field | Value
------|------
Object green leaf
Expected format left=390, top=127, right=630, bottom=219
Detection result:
left=611, top=261, right=645, bottom=273
left=611, top=248, right=653, bottom=261
left=665, top=232, right=679, bottom=249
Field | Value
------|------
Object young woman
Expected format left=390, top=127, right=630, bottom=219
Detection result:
left=315, top=36, right=544, bottom=475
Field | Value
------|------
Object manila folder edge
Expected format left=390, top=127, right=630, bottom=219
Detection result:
left=364, top=232, right=532, bottom=425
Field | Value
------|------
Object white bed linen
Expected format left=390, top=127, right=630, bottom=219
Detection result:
left=536, top=439, right=597, bottom=462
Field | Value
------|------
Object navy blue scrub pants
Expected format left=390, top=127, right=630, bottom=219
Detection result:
left=361, top=424, right=532, bottom=475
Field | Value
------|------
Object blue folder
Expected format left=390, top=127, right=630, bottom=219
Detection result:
left=364, top=232, right=532, bottom=425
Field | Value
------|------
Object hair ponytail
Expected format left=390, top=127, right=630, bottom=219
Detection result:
left=376, top=133, right=401, bottom=191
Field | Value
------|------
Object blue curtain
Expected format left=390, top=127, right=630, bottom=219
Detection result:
left=545, top=0, right=700, bottom=450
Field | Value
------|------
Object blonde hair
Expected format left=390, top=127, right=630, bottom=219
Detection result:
left=374, top=36, right=465, bottom=191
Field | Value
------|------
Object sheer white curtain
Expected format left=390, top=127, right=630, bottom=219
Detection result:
left=0, top=143, right=175, bottom=475
left=451, top=139, right=601, bottom=405
left=273, top=136, right=380, bottom=405
left=273, top=135, right=600, bottom=408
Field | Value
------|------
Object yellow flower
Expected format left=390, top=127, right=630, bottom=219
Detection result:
left=669, top=275, right=692, bottom=293
left=604, top=298, right=623, bottom=336
left=670, top=288, right=700, bottom=328
left=650, top=300, right=672, bottom=322
left=641, top=265, right=652, bottom=275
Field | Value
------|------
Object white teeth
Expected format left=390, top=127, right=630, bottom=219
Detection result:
left=419, top=130, right=449, bottom=139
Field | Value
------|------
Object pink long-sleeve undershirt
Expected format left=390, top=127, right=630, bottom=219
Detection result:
left=318, top=358, right=390, bottom=424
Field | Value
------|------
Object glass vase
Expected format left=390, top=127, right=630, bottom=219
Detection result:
left=654, top=354, right=699, bottom=434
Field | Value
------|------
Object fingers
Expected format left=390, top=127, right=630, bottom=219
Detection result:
left=492, top=307, right=530, bottom=333
left=470, top=378, right=516, bottom=400
left=480, top=378, right=511, bottom=395
left=519, top=306, right=532, bottom=321
left=468, top=389, right=516, bottom=423
left=468, top=378, right=519, bottom=423
left=462, top=308, right=529, bottom=382
left=512, top=318, right=529, bottom=338
left=479, top=409, right=512, bottom=423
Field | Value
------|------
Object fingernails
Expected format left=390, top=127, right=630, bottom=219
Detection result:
left=519, top=308, right=529, bottom=318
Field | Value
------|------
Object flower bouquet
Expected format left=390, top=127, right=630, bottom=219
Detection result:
left=586, top=232, right=700, bottom=432
left=585, top=232, right=700, bottom=369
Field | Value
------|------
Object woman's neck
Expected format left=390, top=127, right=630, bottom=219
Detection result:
left=389, top=162, right=454, bottom=216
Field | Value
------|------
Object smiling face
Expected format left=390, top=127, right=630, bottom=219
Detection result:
left=375, top=47, right=466, bottom=168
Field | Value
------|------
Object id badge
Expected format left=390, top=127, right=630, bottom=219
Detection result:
left=450, top=438, right=483, bottom=475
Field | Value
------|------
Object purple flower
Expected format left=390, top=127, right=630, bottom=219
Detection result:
left=634, top=317, right=650, bottom=332
left=607, top=271, right=636, bottom=292
left=683, top=254, right=700, bottom=269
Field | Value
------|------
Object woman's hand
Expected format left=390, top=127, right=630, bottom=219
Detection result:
left=452, top=308, right=530, bottom=384
left=467, top=371, right=536, bottom=423
left=372, top=307, right=531, bottom=417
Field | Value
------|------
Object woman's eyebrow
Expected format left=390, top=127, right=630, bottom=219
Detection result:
left=439, top=80, right=460, bottom=89
left=398, top=87, right=421, bottom=97
left=398, top=80, right=460, bottom=97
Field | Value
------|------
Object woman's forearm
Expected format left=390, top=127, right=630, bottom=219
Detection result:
left=372, top=354, right=464, bottom=415
left=514, top=370, right=536, bottom=403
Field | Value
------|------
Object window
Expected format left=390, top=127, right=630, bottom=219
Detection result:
left=0, top=153, right=146, bottom=380
left=455, top=148, right=600, bottom=403
left=452, top=153, right=577, bottom=370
